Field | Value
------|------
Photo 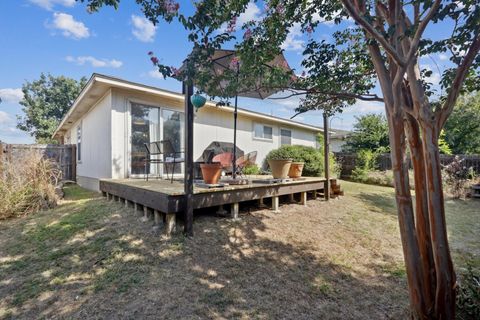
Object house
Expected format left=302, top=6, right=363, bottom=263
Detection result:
left=53, top=74, right=347, bottom=191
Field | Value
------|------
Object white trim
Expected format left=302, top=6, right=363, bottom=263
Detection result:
left=253, top=122, right=274, bottom=142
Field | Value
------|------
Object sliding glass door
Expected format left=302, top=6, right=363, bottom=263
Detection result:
left=130, top=102, right=184, bottom=177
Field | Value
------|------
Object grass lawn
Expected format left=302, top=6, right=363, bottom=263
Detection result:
left=0, top=181, right=478, bottom=319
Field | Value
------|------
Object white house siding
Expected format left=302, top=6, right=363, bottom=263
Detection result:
left=66, top=91, right=112, bottom=190
left=110, top=89, right=318, bottom=174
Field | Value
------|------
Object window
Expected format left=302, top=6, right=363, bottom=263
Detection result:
left=77, top=123, right=82, bottom=162
left=280, top=129, right=292, bottom=145
left=253, top=123, right=273, bottom=140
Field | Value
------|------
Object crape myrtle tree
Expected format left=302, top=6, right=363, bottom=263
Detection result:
left=79, top=0, right=480, bottom=318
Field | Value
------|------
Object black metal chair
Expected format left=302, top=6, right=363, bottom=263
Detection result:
left=144, top=140, right=184, bottom=183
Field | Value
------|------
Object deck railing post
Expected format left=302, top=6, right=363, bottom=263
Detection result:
left=183, top=81, right=194, bottom=237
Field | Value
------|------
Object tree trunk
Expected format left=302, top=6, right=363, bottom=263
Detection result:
left=386, top=111, right=430, bottom=318
left=404, top=114, right=436, bottom=316
left=420, top=124, right=456, bottom=319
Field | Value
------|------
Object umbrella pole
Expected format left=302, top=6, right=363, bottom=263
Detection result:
left=232, top=94, right=238, bottom=179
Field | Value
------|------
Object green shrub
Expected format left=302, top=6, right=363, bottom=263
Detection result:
left=242, top=163, right=260, bottom=175
left=351, top=149, right=378, bottom=181
left=265, top=145, right=324, bottom=176
left=457, top=263, right=480, bottom=319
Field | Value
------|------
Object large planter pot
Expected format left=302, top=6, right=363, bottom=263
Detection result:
left=200, top=163, right=222, bottom=184
left=288, top=162, right=304, bottom=178
left=268, top=159, right=292, bottom=179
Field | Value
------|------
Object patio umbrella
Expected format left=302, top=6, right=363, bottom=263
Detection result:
left=182, top=49, right=293, bottom=178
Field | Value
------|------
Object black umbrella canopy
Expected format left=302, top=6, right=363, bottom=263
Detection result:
left=181, top=49, right=294, bottom=99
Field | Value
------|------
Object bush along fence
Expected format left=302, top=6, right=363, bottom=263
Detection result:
left=335, top=152, right=480, bottom=178
left=0, top=143, right=76, bottom=181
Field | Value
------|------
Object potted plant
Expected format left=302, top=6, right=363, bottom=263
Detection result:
left=266, top=149, right=293, bottom=178
left=288, top=161, right=305, bottom=178
left=200, top=152, right=222, bottom=184
left=265, top=145, right=316, bottom=178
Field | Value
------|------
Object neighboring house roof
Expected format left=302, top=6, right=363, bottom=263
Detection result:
left=53, top=73, right=347, bottom=139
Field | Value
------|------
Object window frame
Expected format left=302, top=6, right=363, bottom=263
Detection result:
left=279, top=128, right=292, bottom=146
left=253, top=122, right=274, bottom=142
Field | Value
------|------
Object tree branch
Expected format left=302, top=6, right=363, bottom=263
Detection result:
left=438, top=34, right=480, bottom=128
left=404, top=0, right=441, bottom=66
left=342, top=0, right=406, bottom=67
left=269, top=89, right=384, bottom=102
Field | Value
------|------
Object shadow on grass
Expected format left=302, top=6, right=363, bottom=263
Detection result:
left=0, top=185, right=410, bottom=319
left=353, top=192, right=397, bottom=216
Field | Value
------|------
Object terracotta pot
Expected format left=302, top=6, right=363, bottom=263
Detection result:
left=268, top=159, right=292, bottom=179
left=200, top=163, right=222, bottom=184
left=288, top=162, right=304, bottom=178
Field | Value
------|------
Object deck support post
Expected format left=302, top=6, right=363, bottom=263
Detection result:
left=133, top=202, right=139, bottom=215
left=142, top=206, right=149, bottom=222
left=272, top=196, right=280, bottom=213
left=300, top=192, right=307, bottom=206
left=124, top=199, right=129, bottom=208
left=258, top=197, right=267, bottom=208
left=288, top=193, right=295, bottom=203
left=312, top=190, right=317, bottom=199
left=231, top=202, right=239, bottom=219
left=216, top=205, right=228, bottom=216
left=165, top=213, right=176, bottom=236
left=154, top=210, right=162, bottom=225
left=106, top=193, right=110, bottom=201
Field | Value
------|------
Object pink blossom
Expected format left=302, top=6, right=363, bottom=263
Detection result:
left=163, top=0, right=179, bottom=14
left=243, top=28, right=252, bottom=40
left=150, top=56, right=159, bottom=64
left=226, top=16, right=236, bottom=33
left=170, top=66, right=180, bottom=77
left=276, top=4, right=285, bottom=14
left=148, top=51, right=154, bottom=56
left=229, top=56, right=240, bottom=70
left=301, top=71, right=306, bottom=77
left=306, top=25, right=313, bottom=34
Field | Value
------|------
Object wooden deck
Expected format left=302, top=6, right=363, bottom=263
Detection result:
left=99, top=176, right=328, bottom=235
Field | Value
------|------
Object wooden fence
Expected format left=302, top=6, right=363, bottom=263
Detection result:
left=0, top=143, right=76, bottom=181
left=335, top=152, right=480, bottom=177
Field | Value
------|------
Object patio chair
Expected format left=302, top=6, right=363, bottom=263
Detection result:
left=235, top=151, right=258, bottom=176
left=144, top=140, right=184, bottom=183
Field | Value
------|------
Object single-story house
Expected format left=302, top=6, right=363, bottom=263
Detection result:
left=53, top=73, right=347, bottom=191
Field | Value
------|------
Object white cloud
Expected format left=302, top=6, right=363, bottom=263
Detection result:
left=0, top=111, right=12, bottom=125
left=148, top=69, right=164, bottom=79
left=51, top=12, right=90, bottom=39
left=237, top=2, right=262, bottom=26
left=439, top=53, right=449, bottom=61
left=29, top=0, right=75, bottom=10
left=66, top=56, right=123, bottom=68
left=281, top=23, right=305, bottom=51
left=131, top=15, right=156, bottom=42
left=0, top=88, right=23, bottom=104
left=344, top=100, right=385, bottom=114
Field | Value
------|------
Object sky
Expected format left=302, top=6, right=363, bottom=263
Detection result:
left=0, top=0, right=449, bottom=144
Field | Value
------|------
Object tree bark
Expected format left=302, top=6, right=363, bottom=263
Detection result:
left=420, top=124, right=456, bottom=319
left=404, top=113, right=436, bottom=316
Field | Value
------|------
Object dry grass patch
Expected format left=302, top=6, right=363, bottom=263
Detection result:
left=0, top=181, right=478, bottom=319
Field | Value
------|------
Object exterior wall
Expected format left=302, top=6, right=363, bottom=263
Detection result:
left=110, top=89, right=320, bottom=176
left=66, top=91, right=112, bottom=191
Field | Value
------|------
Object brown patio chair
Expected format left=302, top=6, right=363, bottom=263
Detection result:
left=212, top=152, right=234, bottom=172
